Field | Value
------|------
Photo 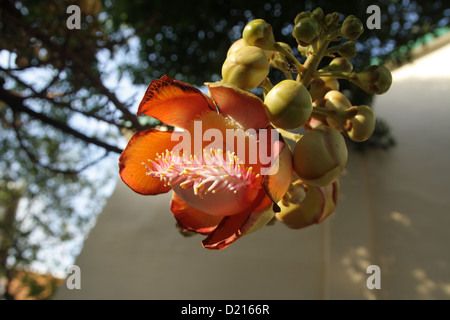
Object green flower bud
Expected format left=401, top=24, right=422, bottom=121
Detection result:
left=227, top=38, right=274, bottom=60
left=350, top=65, right=393, bottom=95
left=340, top=15, right=364, bottom=40
left=226, top=38, right=248, bottom=57
left=292, top=17, right=321, bottom=47
left=276, top=181, right=339, bottom=229
left=338, top=41, right=357, bottom=59
left=323, top=90, right=352, bottom=130
left=323, top=90, right=352, bottom=111
left=311, top=7, right=324, bottom=23
left=264, top=80, right=313, bottom=129
left=242, top=19, right=276, bottom=51
left=325, top=12, right=340, bottom=28
left=308, top=77, right=339, bottom=101
left=222, top=45, right=270, bottom=91
left=323, top=57, right=353, bottom=73
left=346, top=105, right=376, bottom=142
left=293, top=126, right=347, bottom=187
left=294, top=11, right=311, bottom=25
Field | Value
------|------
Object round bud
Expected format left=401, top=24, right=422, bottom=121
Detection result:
left=227, top=38, right=274, bottom=60
left=264, top=80, right=313, bottom=129
left=323, top=90, right=352, bottom=130
left=346, top=105, right=376, bottom=142
left=293, top=126, right=347, bottom=187
left=323, top=57, right=353, bottom=73
left=294, top=11, right=311, bottom=25
left=222, top=46, right=270, bottom=91
left=242, top=19, right=276, bottom=51
left=311, top=7, right=324, bottom=23
left=226, top=38, right=248, bottom=57
left=322, top=77, right=339, bottom=91
left=276, top=181, right=339, bottom=229
left=340, top=15, right=364, bottom=40
left=292, top=18, right=321, bottom=46
left=323, top=90, right=352, bottom=111
left=351, top=65, right=392, bottom=95
left=309, top=77, right=339, bottom=101
left=338, top=41, right=357, bottom=59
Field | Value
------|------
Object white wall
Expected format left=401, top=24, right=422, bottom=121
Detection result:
left=55, top=36, right=450, bottom=300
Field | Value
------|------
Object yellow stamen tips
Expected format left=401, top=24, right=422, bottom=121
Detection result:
left=143, top=147, right=262, bottom=197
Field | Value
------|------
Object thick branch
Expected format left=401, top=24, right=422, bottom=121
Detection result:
left=0, top=66, right=127, bottom=130
left=0, top=85, right=123, bottom=154
left=11, top=113, right=110, bottom=175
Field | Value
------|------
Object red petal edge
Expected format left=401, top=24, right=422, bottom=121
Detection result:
left=138, top=75, right=215, bottom=129
left=201, top=188, right=272, bottom=250
left=170, top=192, right=223, bottom=235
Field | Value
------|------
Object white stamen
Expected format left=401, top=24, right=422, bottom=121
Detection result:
left=143, top=149, right=261, bottom=196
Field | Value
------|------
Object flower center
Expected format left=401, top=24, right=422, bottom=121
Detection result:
left=143, top=148, right=261, bottom=198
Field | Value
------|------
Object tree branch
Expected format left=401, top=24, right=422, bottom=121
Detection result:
left=0, top=66, right=127, bottom=130
left=0, top=84, right=123, bottom=154
left=2, top=7, right=143, bottom=131
left=11, top=112, right=110, bottom=175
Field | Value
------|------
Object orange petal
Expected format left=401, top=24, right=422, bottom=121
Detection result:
left=170, top=192, right=223, bottom=235
left=201, top=188, right=272, bottom=250
left=261, top=129, right=293, bottom=204
left=206, top=82, right=269, bottom=130
left=119, top=129, right=181, bottom=195
left=138, top=75, right=215, bottom=129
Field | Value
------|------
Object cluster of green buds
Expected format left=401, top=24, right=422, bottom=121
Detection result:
left=220, top=8, right=392, bottom=229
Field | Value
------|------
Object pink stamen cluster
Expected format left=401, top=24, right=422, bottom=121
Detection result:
left=142, top=149, right=261, bottom=198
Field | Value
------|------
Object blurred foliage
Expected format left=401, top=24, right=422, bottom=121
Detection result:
left=0, top=0, right=448, bottom=298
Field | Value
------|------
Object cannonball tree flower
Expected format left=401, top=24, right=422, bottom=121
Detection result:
left=119, top=75, right=293, bottom=250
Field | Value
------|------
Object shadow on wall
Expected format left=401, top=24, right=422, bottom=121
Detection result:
left=355, top=71, right=450, bottom=299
